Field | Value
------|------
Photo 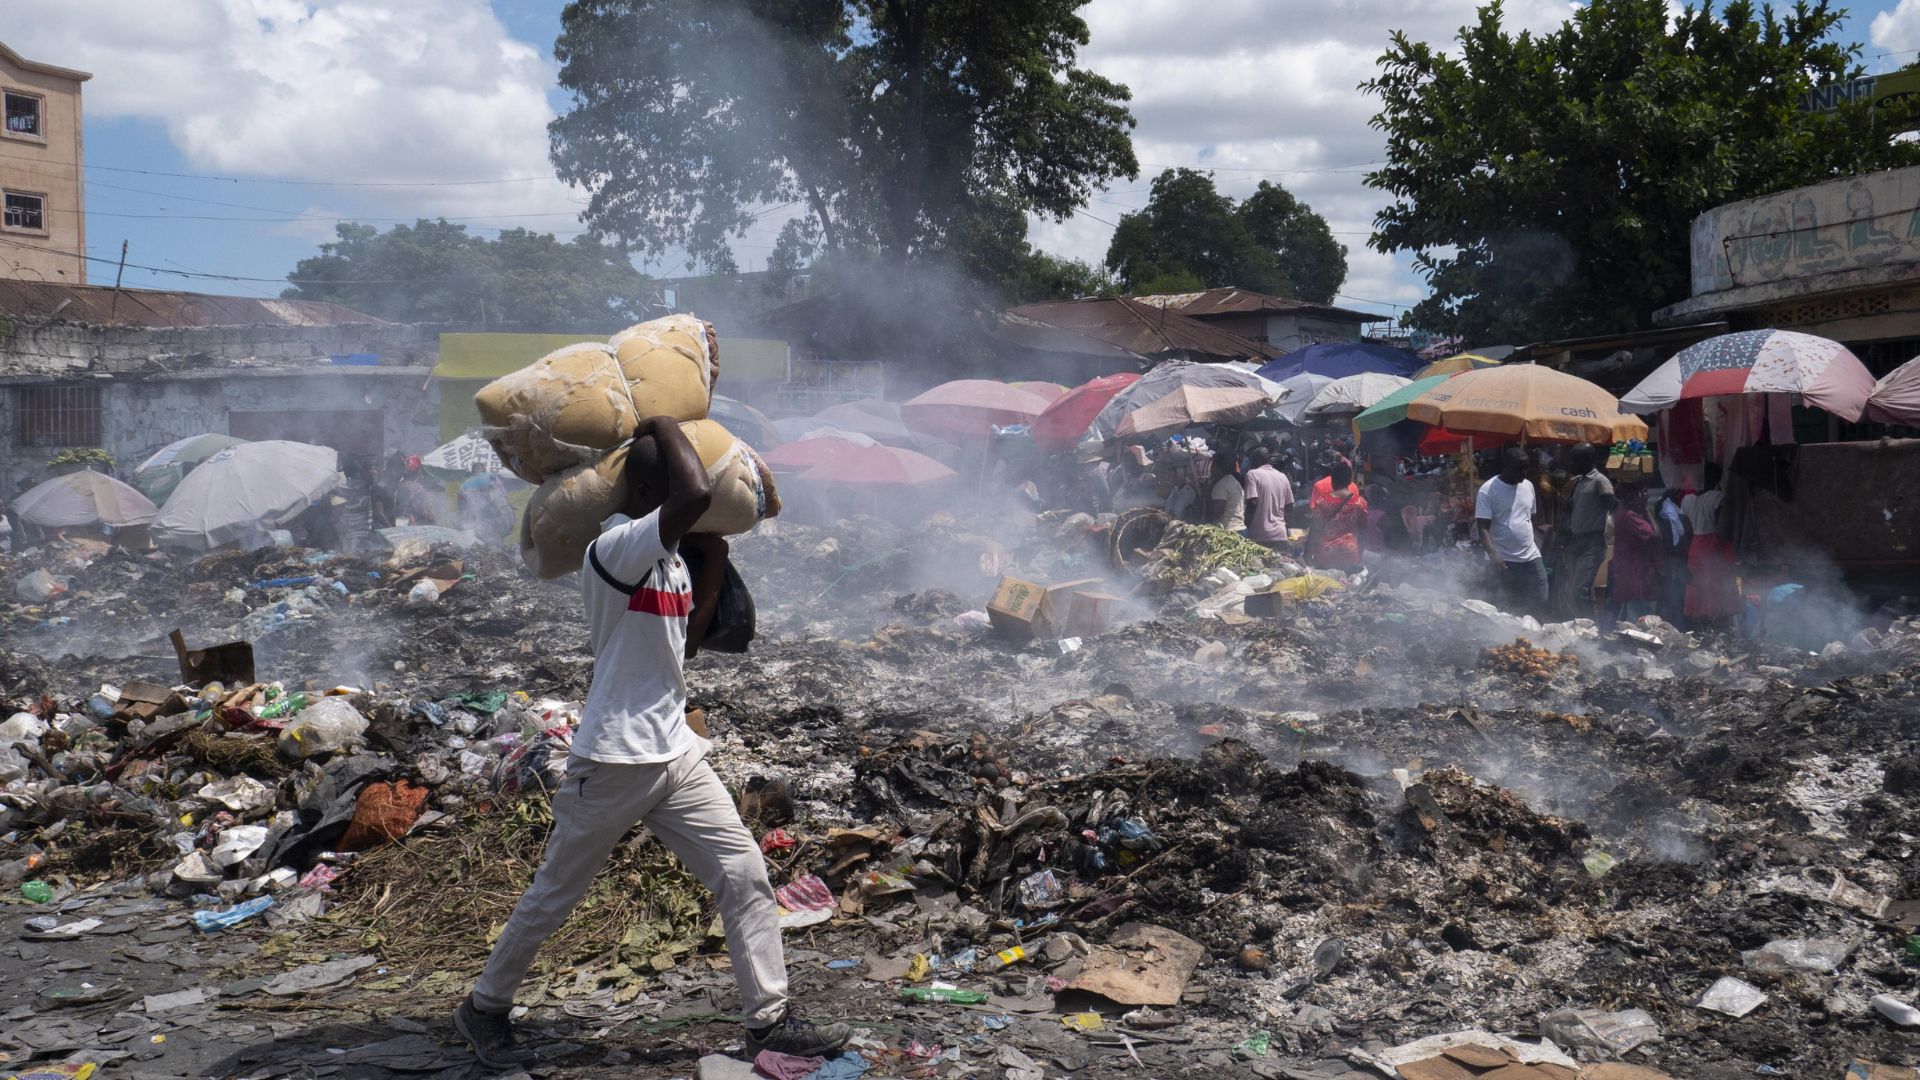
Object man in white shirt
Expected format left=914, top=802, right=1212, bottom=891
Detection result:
left=455, top=416, right=847, bottom=1068
left=1474, top=447, right=1547, bottom=615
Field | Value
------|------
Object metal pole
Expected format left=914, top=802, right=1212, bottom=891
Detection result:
left=107, top=240, right=128, bottom=322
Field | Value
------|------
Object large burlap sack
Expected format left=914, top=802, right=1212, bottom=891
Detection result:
left=476, top=317, right=718, bottom=482
left=519, top=419, right=781, bottom=579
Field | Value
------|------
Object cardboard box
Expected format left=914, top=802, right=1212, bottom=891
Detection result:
left=1066, top=590, right=1123, bottom=637
left=1244, top=590, right=1289, bottom=619
left=988, top=576, right=1051, bottom=639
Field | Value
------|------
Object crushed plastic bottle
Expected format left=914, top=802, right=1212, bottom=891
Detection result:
left=982, top=944, right=1032, bottom=974
left=20, top=879, right=53, bottom=903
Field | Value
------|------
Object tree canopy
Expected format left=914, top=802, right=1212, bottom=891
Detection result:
left=548, top=0, right=1138, bottom=285
left=1103, top=169, right=1348, bottom=302
left=1364, top=0, right=1920, bottom=342
left=282, top=221, right=651, bottom=327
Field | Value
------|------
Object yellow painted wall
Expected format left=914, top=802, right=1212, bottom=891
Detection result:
left=0, top=46, right=87, bottom=284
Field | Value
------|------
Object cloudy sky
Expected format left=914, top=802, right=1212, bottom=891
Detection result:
left=5, top=0, right=1916, bottom=325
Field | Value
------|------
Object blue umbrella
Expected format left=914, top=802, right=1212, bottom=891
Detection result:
left=1255, top=342, right=1422, bottom=382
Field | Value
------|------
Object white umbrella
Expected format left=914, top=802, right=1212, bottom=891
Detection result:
left=1301, top=373, right=1412, bottom=420
left=422, top=432, right=509, bottom=476
left=13, top=471, right=158, bottom=529
left=1267, top=373, right=1335, bottom=425
left=1620, top=357, right=1682, bottom=415
left=152, top=441, right=340, bottom=551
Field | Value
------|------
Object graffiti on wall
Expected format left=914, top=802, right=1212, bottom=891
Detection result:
left=1691, top=166, right=1920, bottom=295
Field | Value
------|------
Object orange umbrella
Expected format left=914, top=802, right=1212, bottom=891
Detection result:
left=1405, top=364, right=1646, bottom=444
left=901, top=379, right=1051, bottom=439
left=795, top=443, right=957, bottom=487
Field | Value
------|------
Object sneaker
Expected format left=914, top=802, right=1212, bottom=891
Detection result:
left=453, top=996, right=537, bottom=1070
left=746, top=1010, right=851, bottom=1057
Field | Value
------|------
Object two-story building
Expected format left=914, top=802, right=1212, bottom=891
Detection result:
left=0, top=41, right=88, bottom=285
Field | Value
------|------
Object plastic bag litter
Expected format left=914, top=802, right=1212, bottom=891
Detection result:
left=1741, top=938, right=1854, bottom=975
left=278, top=698, right=368, bottom=758
left=1695, top=976, right=1768, bottom=1017
left=1538, top=1007, right=1660, bottom=1058
left=197, top=776, right=276, bottom=812
left=0, top=711, right=48, bottom=743
left=211, top=825, right=269, bottom=868
left=16, top=568, right=72, bottom=603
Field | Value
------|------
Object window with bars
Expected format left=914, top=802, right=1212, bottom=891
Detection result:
left=3, top=92, right=40, bottom=137
left=3, top=191, right=44, bottom=231
left=14, top=385, right=103, bottom=448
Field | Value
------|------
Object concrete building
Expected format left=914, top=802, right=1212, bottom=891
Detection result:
left=0, top=281, right=440, bottom=495
left=1654, top=164, right=1920, bottom=377
left=0, top=41, right=88, bottom=285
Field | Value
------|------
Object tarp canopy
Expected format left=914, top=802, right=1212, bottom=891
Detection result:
left=1256, top=342, right=1421, bottom=381
left=13, top=470, right=158, bottom=529
left=152, top=441, right=341, bottom=551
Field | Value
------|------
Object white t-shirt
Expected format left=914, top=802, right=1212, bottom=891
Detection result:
left=1210, top=474, right=1246, bottom=531
left=1475, top=476, right=1541, bottom=563
left=574, top=511, right=698, bottom=764
left=1683, top=490, right=1723, bottom=536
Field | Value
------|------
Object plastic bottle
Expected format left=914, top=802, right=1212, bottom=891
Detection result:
left=20, top=880, right=52, bottom=903
left=898, top=987, right=987, bottom=1004
left=0, top=851, right=45, bottom=886
left=981, top=944, right=1031, bottom=973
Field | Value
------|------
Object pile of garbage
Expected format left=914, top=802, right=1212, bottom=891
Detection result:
left=3, top=499, right=1920, bottom=1077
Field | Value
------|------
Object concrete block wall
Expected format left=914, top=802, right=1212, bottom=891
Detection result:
left=0, top=320, right=434, bottom=377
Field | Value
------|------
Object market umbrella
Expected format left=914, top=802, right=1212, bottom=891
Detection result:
left=1030, top=372, right=1141, bottom=453
left=1865, top=357, right=1920, bottom=425
left=151, top=441, right=341, bottom=551
left=1012, top=381, right=1069, bottom=403
left=132, top=433, right=247, bottom=504
left=1300, top=373, right=1412, bottom=421
left=760, top=431, right=880, bottom=471
left=1413, top=352, right=1502, bottom=380
left=900, top=380, right=1052, bottom=439
left=1671, top=329, right=1875, bottom=421
left=1263, top=372, right=1334, bottom=425
left=1255, top=342, right=1421, bottom=382
left=1079, top=361, right=1278, bottom=456
left=794, top=443, right=957, bottom=487
left=1619, top=357, right=1682, bottom=415
left=1112, top=382, right=1275, bottom=441
left=708, top=395, right=784, bottom=450
left=12, top=470, right=158, bottom=529
left=1405, top=364, right=1647, bottom=444
left=1353, top=374, right=1453, bottom=432
left=420, top=431, right=513, bottom=483
left=814, top=401, right=918, bottom=445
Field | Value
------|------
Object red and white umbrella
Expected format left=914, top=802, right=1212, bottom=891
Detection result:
left=1672, top=329, right=1876, bottom=422
left=900, top=380, right=1051, bottom=439
left=794, top=443, right=957, bottom=487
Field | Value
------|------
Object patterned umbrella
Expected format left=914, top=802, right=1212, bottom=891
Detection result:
left=13, top=470, right=158, bottom=529
left=1080, top=362, right=1279, bottom=456
left=1672, top=329, right=1875, bottom=422
left=1405, top=364, right=1646, bottom=444
left=900, top=380, right=1052, bottom=439
left=1865, top=357, right=1920, bottom=425
left=1030, top=373, right=1141, bottom=453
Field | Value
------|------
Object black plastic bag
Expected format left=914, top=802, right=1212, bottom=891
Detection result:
left=682, top=545, right=757, bottom=653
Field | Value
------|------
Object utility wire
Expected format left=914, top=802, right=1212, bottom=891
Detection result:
left=0, top=149, right=558, bottom=187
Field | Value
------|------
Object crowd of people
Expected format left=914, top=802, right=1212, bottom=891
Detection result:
left=1043, top=428, right=1750, bottom=631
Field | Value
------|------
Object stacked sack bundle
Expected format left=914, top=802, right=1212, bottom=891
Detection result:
left=475, top=314, right=780, bottom=578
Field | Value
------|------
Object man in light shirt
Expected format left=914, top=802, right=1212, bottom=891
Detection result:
left=1242, top=448, right=1296, bottom=547
left=1207, top=453, right=1245, bottom=532
left=454, top=416, right=847, bottom=1068
left=1475, top=447, right=1547, bottom=615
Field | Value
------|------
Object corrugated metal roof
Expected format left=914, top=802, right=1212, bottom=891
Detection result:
left=1132, top=287, right=1385, bottom=323
left=1005, top=297, right=1279, bottom=362
left=990, top=311, right=1148, bottom=362
left=0, top=281, right=387, bottom=328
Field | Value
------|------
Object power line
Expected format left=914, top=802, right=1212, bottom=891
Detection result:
left=0, top=149, right=558, bottom=188
left=0, top=234, right=408, bottom=285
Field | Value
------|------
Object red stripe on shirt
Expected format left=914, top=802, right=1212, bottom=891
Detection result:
left=631, top=587, right=692, bottom=617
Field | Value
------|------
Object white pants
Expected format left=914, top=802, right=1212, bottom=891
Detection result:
left=471, top=742, right=788, bottom=1025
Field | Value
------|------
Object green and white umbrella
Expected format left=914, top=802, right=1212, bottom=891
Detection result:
left=132, top=433, right=247, bottom=504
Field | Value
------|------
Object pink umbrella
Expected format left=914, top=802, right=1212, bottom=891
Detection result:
left=760, top=431, right=877, bottom=470
left=1031, top=373, right=1141, bottom=454
left=814, top=401, right=917, bottom=445
left=900, top=379, right=1051, bottom=439
left=1865, top=357, right=1920, bottom=425
left=1672, top=329, right=1876, bottom=422
left=794, top=443, right=957, bottom=487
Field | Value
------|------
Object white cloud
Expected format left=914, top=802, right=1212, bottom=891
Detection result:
left=6, top=0, right=578, bottom=225
left=1034, top=0, right=1578, bottom=318
left=1872, top=0, right=1920, bottom=54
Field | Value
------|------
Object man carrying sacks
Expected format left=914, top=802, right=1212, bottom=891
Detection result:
left=453, top=416, right=847, bottom=1067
